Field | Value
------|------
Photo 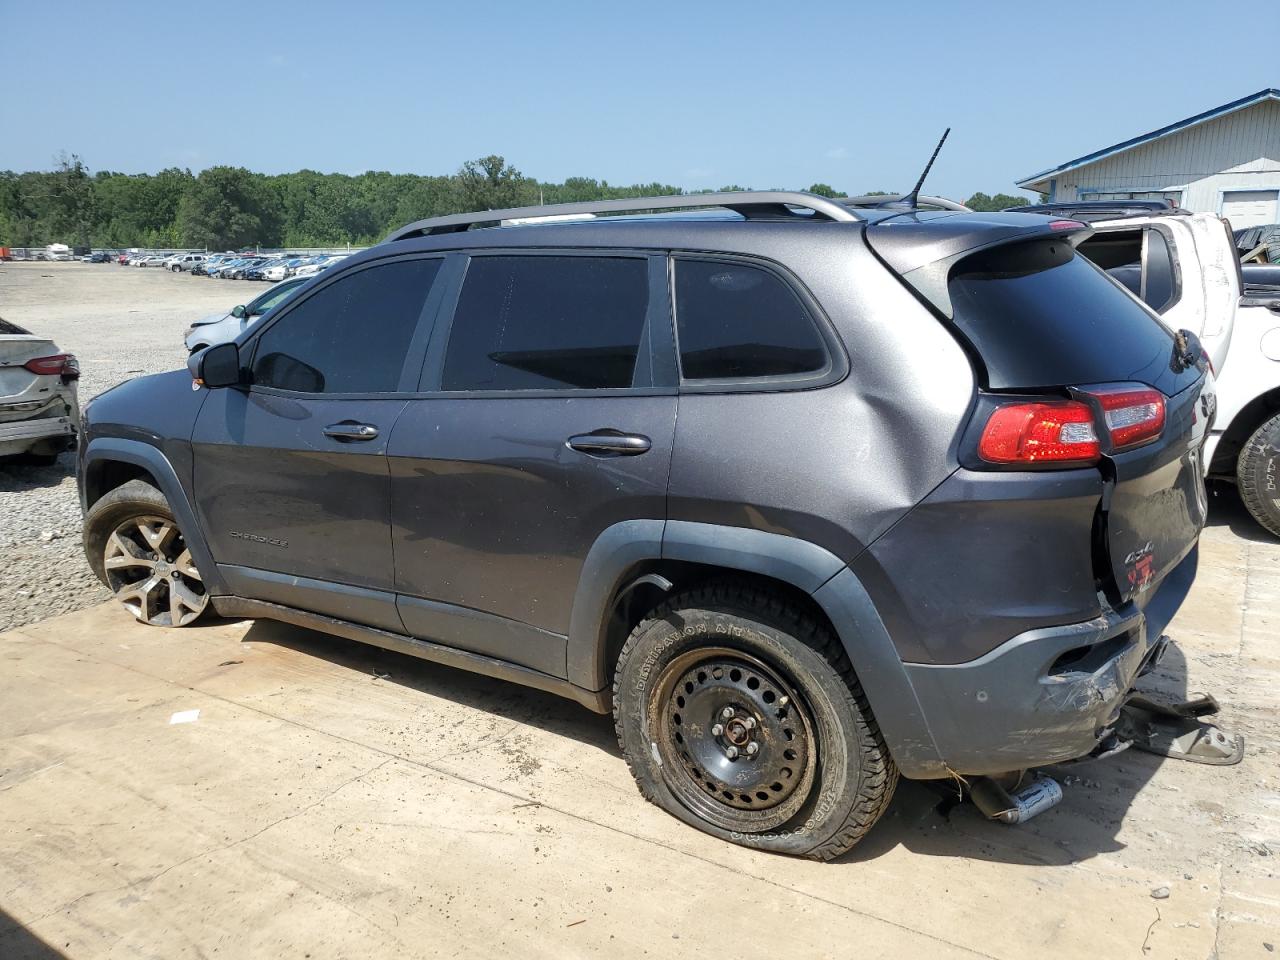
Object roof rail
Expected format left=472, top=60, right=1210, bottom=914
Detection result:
left=1002, top=200, right=1190, bottom=223
left=841, top=194, right=971, bottom=212
left=385, top=190, right=861, bottom=241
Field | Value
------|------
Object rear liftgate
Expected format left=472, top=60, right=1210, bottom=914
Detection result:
left=962, top=368, right=1244, bottom=823
left=868, top=214, right=1246, bottom=824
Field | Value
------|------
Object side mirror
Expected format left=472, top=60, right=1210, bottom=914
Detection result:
left=231, top=304, right=247, bottom=319
left=190, top=342, right=242, bottom=388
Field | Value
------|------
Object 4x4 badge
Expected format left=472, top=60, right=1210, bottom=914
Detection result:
left=1125, top=541, right=1156, bottom=592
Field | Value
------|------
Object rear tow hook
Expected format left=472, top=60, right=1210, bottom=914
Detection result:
left=1115, top=692, right=1246, bottom=765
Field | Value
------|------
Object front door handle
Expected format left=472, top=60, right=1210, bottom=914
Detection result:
left=567, top=431, right=651, bottom=456
left=324, top=421, right=380, bottom=442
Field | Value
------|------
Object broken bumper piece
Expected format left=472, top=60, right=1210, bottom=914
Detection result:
left=902, top=547, right=1198, bottom=777
left=1115, top=693, right=1245, bottom=765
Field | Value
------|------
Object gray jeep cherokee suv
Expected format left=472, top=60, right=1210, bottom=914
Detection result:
left=77, top=191, right=1212, bottom=859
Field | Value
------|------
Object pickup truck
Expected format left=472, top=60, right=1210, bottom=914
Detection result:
left=1009, top=202, right=1280, bottom=537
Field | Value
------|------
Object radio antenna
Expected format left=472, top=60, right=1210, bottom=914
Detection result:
left=896, top=127, right=951, bottom=210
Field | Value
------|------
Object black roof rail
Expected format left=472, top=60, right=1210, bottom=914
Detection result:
left=385, top=190, right=861, bottom=241
left=1002, top=199, right=1190, bottom=222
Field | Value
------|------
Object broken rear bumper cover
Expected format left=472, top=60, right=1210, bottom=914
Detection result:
left=0, top=413, right=76, bottom=454
left=900, top=545, right=1199, bottom=778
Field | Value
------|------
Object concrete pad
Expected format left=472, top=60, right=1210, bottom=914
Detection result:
left=1, top=509, right=1277, bottom=959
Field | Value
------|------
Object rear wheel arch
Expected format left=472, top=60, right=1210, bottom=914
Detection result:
left=1209, top=385, right=1280, bottom=477
left=566, top=520, right=945, bottom=777
left=568, top=520, right=846, bottom=692
left=598, top=563, right=843, bottom=701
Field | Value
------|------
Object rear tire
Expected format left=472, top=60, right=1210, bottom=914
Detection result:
left=613, top=581, right=897, bottom=860
left=84, top=479, right=210, bottom=627
left=1238, top=412, right=1280, bottom=538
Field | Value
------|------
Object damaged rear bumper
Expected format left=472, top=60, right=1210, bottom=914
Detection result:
left=901, top=545, right=1198, bottom=777
left=0, top=412, right=76, bottom=455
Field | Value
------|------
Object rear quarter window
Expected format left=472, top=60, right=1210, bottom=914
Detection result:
left=673, top=258, right=829, bottom=382
left=947, top=238, right=1198, bottom=395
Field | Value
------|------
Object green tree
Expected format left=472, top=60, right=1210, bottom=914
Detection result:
left=457, top=155, right=533, bottom=211
left=177, top=166, right=278, bottom=249
left=43, top=153, right=97, bottom=247
left=7, top=154, right=1043, bottom=250
left=964, top=191, right=1028, bottom=212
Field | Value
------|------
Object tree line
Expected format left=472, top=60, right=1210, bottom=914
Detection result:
left=0, top=153, right=1029, bottom=250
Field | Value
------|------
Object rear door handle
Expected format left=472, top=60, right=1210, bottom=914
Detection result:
left=324, top=421, right=380, bottom=442
left=567, top=431, right=652, bottom=456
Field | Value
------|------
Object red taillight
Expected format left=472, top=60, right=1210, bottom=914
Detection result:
left=1049, top=219, right=1087, bottom=231
left=1088, top=386, right=1164, bottom=451
left=23, top=353, right=79, bottom=379
left=979, top=401, right=1100, bottom=465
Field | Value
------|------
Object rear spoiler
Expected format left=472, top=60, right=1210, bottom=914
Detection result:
left=866, top=214, right=1092, bottom=318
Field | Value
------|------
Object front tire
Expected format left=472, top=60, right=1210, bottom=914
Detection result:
left=1238, top=412, right=1280, bottom=539
left=613, top=582, right=897, bottom=860
left=84, top=479, right=209, bottom=626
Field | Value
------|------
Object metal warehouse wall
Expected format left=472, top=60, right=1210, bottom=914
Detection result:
left=1050, top=99, right=1280, bottom=213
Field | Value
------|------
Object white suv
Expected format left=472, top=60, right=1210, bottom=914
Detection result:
left=1051, top=205, right=1280, bottom=536
left=168, top=253, right=205, bottom=273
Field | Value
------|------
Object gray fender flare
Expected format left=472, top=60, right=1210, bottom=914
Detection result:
left=566, top=519, right=946, bottom=778
left=81, top=437, right=227, bottom=596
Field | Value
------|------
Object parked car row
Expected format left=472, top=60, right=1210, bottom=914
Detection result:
left=187, top=252, right=349, bottom=281
left=116, top=252, right=203, bottom=270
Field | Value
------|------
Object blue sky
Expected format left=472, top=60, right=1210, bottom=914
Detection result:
left=2, top=0, right=1276, bottom=200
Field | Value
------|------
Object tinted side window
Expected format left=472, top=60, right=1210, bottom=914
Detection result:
left=441, top=256, right=650, bottom=391
left=674, top=259, right=827, bottom=380
left=252, top=258, right=440, bottom=394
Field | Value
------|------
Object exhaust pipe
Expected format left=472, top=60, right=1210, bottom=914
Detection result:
left=970, top=774, right=1063, bottom=824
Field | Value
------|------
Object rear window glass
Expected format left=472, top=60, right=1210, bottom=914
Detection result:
left=0, top=317, right=31, bottom=335
left=947, top=239, right=1197, bottom=394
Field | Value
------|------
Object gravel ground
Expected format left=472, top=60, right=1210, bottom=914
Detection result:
left=0, top=261, right=267, bottom=631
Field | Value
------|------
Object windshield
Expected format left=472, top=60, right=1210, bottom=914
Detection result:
left=249, top=281, right=304, bottom=316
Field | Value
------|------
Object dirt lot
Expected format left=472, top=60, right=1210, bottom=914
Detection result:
left=0, top=261, right=265, bottom=631
left=0, top=261, right=1277, bottom=959
left=1, top=519, right=1277, bottom=959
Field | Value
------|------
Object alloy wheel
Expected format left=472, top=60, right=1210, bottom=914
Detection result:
left=103, top=515, right=208, bottom=626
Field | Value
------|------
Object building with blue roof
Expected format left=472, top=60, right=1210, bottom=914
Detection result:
left=1018, top=89, right=1280, bottom=227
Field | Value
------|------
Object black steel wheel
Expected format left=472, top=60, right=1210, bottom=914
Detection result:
left=614, top=581, right=897, bottom=860
left=652, top=647, right=817, bottom=832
